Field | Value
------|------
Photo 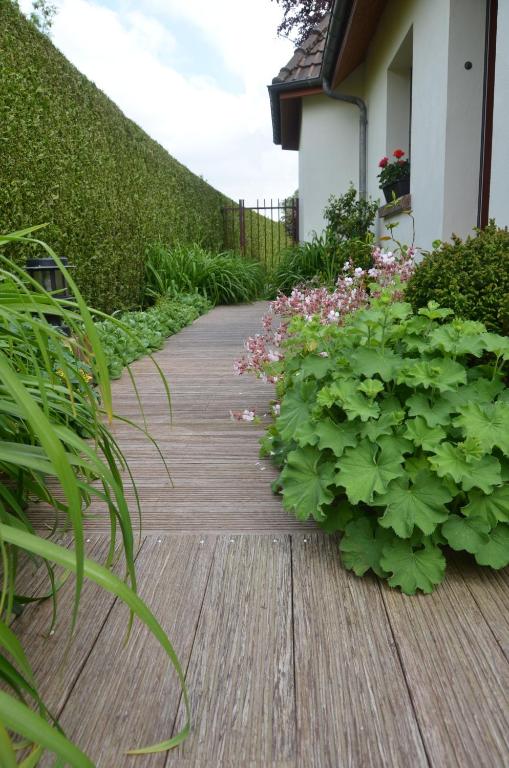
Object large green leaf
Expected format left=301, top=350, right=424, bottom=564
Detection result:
left=373, top=471, right=451, bottom=538
left=474, top=524, right=509, bottom=569
left=349, top=347, right=403, bottom=382
left=429, top=443, right=502, bottom=494
left=428, top=324, right=487, bottom=357
left=339, top=517, right=393, bottom=578
left=453, top=401, right=509, bottom=454
left=463, top=487, right=509, bottom=526
left=315, top=418, right=358, bottom=457
left=403, top=417, right=446, bottom=452
left=441, top=514, right=490, bottom=554
left=406, top=394, right=453, bottom=427
left=280, top=446, right=336, bottom=520
left=337, top=440, right=406, bottom=504
left=317, top=379, right=380, bottom=422
left=398, top=358, right=466, bottom=392
left=277, top=380, right=317, bottom=442
left=380, top=540, right=446, bottom=594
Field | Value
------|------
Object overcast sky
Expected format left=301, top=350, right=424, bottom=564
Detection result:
left=20, top=0, right=298, bottom=203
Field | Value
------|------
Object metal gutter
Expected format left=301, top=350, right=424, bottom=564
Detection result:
left=321, top=0, right=368, bottom=198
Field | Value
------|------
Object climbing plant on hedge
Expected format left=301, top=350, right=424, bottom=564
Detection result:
left=0, top=2, right=237, bottom=312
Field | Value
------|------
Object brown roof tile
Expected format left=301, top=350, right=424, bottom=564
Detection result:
left=272, top=13, right=330, bottom=85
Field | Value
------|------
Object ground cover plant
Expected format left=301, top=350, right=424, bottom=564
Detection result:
left=96, top=293, right=210, bottom=379
left=236, top=249, right=509, bottom=593
left=145, top=243, right=266, bottom=306
left=406, top=223, right=509, bottom=334
left=0, top=228, right=188, bottom=763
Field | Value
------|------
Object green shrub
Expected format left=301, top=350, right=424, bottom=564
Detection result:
left=0, top=228, right=188, bottom=759
left=261, top=293, right=509, bottom=594
left=144, top=243, right=266, bottom=306
left=0, top=2, right=233, bottom=312
left=323, top=185, right=378, bottom=244
left=406, top=224, right=509, bottom=334
left=96, top=293, right=211, bottom=378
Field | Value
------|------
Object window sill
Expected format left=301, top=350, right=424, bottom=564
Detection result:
left=378, top=194, right=411, bottom=219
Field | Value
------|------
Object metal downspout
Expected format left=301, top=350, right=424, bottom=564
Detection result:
left=322, top=75, right=368, bottom=199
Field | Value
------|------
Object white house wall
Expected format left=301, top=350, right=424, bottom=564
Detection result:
left=298, top=74, right=362, bottom=240
left=298, top=0, right=487, bottom=251
left=490, top=0, right=509, bottom=227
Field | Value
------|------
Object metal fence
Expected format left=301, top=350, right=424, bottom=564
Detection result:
left=222, top=198, right=299, bottom=268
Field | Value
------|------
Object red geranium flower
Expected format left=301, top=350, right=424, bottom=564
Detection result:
left=378, top=156, right=389, bottom=168
left=393, top=148, right=405, bottom=159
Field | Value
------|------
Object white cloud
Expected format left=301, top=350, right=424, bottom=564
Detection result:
left=46, top=0, right=298, bottom=202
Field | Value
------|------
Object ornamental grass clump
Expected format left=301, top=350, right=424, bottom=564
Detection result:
left=0, top=227, right=188, bottom=762
left=260, top=291, right=509, bottom=594
left=144, top=243, right=265, bottom=306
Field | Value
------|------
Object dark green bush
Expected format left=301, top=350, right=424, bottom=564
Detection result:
left=0, top=3, right=234, bottom=312
left=406, top=224, right=509, bottom=334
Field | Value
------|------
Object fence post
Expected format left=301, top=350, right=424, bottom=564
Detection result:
left=238, top=199, right=246, bottom=255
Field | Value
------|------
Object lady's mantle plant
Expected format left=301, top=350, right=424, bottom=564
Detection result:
left=378, top=149, right=410, bottom=189
left=260, top=293, right=509, bottom=594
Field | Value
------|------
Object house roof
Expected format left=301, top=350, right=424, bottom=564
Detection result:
left=273, top=14, right=330, bottom=86
left=269, top=0, right=388, bottom=149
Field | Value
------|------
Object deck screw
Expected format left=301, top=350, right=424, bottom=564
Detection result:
left=303, top=538, right=308, bottom=543
left=229, top=538, right=235, bottom=544
left=272, top=538, right=277, bottom=543
left=157, top=538, right=162, bottom=544
left=86, top=538, right=91, bottom=543
left=199, top=539, right=205, bottom=545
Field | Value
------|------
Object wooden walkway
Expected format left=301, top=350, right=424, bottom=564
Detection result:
left=19, top=302, right=509, bottom=767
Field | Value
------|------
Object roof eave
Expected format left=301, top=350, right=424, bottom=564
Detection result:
left=268, top=77, right=323, bottom=146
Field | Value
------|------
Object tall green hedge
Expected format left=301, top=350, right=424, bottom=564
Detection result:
left=0, top=1, right=233, bottom=311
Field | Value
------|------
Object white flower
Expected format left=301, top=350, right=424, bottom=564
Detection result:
left=272, top=403, right=281, bottom=416
left=319, top=351, right=329, bottom=358
left=267, top=351, right=280, bottom=362
left=354, top=267, right=364, bottom=276
left=342, top=261, right=351, bottom=271
left=242, top=409, right=255, bottom=422
left=344, top=277, right=353, bottom=286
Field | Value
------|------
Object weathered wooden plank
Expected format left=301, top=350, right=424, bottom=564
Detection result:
left=382, top=562, right=509, bottom=767
left=29, top=302, right=316, bottom=534
left=292, top=533, right=428, bottom=768
left=13, top=536, right=120, bottom=716
left=168, top=535, right=295, bottom=767
left=40, top=535, right=216, bottom=768
left=454, top=552, right=509, bottom=661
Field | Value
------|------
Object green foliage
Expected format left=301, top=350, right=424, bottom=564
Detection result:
left=144, top=243, right=266, bottom=307
left=323, top=186, right=378, bottom=244
left=0, top=2, right=234, bottom=312
left=96, top=292, right=211, bottom=379
left=0, top=229, right=188, bottom=759
left=406, top=223, right=509, bottom=334
left=262, top=294, right=509, bottom=594
left=269, top=188, right=377, bottom=296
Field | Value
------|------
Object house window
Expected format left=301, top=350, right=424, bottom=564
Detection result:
left=386, top=28, right=413, bottom=162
